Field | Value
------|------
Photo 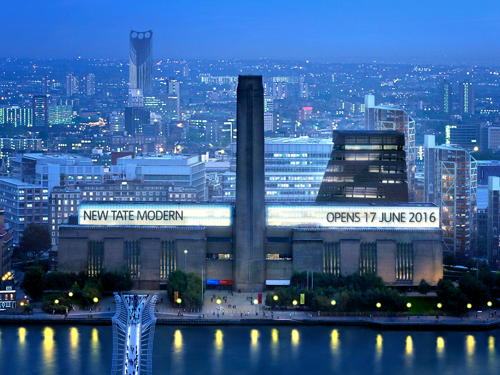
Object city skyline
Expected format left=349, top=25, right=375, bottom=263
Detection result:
left=2, top=0, right=500, bottom=64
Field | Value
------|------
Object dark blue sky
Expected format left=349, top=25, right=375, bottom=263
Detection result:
left=4, top=0, right=500, bottom=64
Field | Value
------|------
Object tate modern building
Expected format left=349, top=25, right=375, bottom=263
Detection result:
left=58, top=76, right=443, bottom=291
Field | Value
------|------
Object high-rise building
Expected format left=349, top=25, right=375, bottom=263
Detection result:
left=65, top=73, right=79, bottom=97
left=487, top=176, right=500, bottom=263
left=424, top=135, right=477, bottom=254
left=167, top=80, right=180, bottom=120
left=459, top=80, right=475, bottom=115
left=264, top=96, right=274, bottom=132
left=0, top=106, right=33, bottom=127
left=220, top=137, right=332, bottom=202
left=441, top=80, right=451, bottom=113
left=234, top=75, right=265, bottom=292
left=317, top=131, right=409, bottom=203
left=32, top=95, right=48, bottom=131
left=124, top=107, right=150, bottom=136
left=48, top=104, right=73, bottom=125
left=84, top=73, right=96, bottom=96
left=109, top=111, right=125, bottom=133
left=129, top=30, right=153, bottom=96
left=446, top=122, right=480, bottom=151
left=365, top=104, right=416, bottom=200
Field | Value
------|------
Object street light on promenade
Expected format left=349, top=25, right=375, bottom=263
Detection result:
left=183, top=249, right=189, bottom=269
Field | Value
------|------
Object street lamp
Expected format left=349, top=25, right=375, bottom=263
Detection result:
left=93, top=297, right=99, bottom=304
left=436, top=302, right=443, bottom=309
left=253, top=299, right=259, bottom=305
left=487, top=301, right=493, bottom=308
left=273, top=295, right=279, bottom=302
left=183, top=249, right=189, bottom=269
left=330, top=299, right=337, bottom=306
left=68, top=291, right=74, bottom=298
left=406, top=302, right=412, bottom=309
left=216, top=298, right=222, bottom=305
left=54, top=299, right=60, bottom=305
left=466, top=303, right=472, bottom=309
left=176, top=298, right=182, bottom=305
left=376, top=302, right=382, bottom=309
left=292, top=299, right=298, bottom=306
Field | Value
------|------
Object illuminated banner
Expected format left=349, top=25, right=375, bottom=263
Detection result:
left=266, top=205, right=440, bottom=229
left=78, top=204, right=232, bottom=227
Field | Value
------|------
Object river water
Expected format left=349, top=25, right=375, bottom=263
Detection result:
left=0, top=325, right=498, bottom=375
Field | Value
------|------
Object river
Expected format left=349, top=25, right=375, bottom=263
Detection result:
left=0, top=325, right=498, bottom=374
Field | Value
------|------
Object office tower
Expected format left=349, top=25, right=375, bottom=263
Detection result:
left=487, top=176, right=500, bottom=263
left=317, top=131, right=408, bottom=203
left=48, top=103, right=73, bottom=125
left=109, top=111, right=125, bottom=133
left=0, top=106, right=33, bottom=127
left=32, top=95, right=48, bottom=131
left=220, top=137, right=332, bottom=202
left=234, top=75, right=265, bottom=292
left=167, top=80, right=180, bottom=120
left=299, top=75, right=309, bottom=98
left=424, top=135, right=477, bottom=255
left=459, top=80, right=475, bottom=115
left=65, top=73, right=79, bottom=96
left=124, top=107, right=150, bottom=136
left=440, top=80, right=451, bottom=113
left=446, top=122, right=480, bottom=151
left=129, top=30, right=153, bottom=96
left=365, top=105, right=416, bottom=200
left=364, top=94, right=375, bottom=109
left=264, top=96, right=274, bottom=132
left=84, top=73, right=96, bottom=96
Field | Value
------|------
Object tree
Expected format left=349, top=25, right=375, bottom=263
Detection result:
left=458, top=273, right=490, bottom=308
left=19, top=223, right=51, bottom=259
left=417, top=279, right=432, bottom=295
left=436, top=279, right=468, bottom=314
left=21, top=266, right=45, bottom=300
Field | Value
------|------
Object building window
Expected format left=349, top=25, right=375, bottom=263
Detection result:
left=323, top=242, right=340, bottom=276
left=125, top=240, right=141, bottom=279
left=359, top=242, right=377, bottom=275
left=87, top=240, right=104, bottom=277
left=396, top=243, right=414, bottom=282
left=160, top=240, right=176, bottom=280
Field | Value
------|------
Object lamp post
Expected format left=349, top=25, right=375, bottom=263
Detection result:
left=331, top=299, right=337, bottom=306
left=183, top=249, right=189, bottom=270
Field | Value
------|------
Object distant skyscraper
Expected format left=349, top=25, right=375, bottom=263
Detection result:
left=424, top=135, right=477, bottom=255
left=234, top=75, right=265, bottom=292
left=109, top=111, right=124, bottom=133
left=32, top=95, right=48, bottom=131
left=487, top=176, right=500, bottom=263
left=365, top=104, right=416, bottom=200
left=317, top=131, right=409, bottom=203
left=129, top=30, right=153, bottom=96
left=65, top=73, right=79, bottom=96
left=84, top=73, right=96, bottom=96
left=441, top=80, right=451, bottom=113
left=167, top=80, right=180, bottom=120
left=0, top=106, right=33, bottom=127
left=264, top=96, right=274, bottom=131
left=124, top=107, right=150, bottom=136
left=459, top=80, right=474, bottom=115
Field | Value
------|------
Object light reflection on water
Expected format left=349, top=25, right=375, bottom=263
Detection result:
left=0, top=325, right=498, bottom=375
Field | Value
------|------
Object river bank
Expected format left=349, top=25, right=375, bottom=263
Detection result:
left=1, top=312, right=499, bottom=331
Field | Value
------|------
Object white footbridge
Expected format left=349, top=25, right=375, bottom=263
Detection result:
left=111, top=293, right=158, bottom=375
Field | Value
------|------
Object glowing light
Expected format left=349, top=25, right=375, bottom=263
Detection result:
left=273, top=295, right=279, bottom=301
left=271, top=328, right=279, bottom=347
left=54, top=299, right=60, bottom=305
left=405, top=336, right=414, bottom=356
left=488, top=336, right=495, bottom=354
left=216, top=298, right=222, bottom=305
left=376, top=302, right=382, bottom=309
left=437, top=336, right=445, bottom=355
left=18, top=327, right=27, bottom=345
left=291, top=329, right=300, bottom=346
left=183, top=249, right=189, bottom=254
left=93, top=297, right=99, bottom=304
left=253, top=299, right=259, bottom=305
left=42, top=327, right=55, bottom=364
left=466, top=335, right=476, bottom=357
left=487, top=301, right=493, bottom=307
left=70, top=327, right=79, bottom=351
left=376, top=334, right=383, bottom=359
left=250, top=329, right=260, bottom=348
left=331, top=300, right=337, bottom=306
left=330, top=329, right=339, bottom=353
left=68, top=292, right=74, bottom=297
left=467, top=303, right=472, bottom=309
left=292, top=300, right=298, bottom=306
left=173, top=330, right=183, bottom=353
left=91, top=328, right=99, bottom=350
left=436, top=303, right=443, bottom=309
left=176, top=298, right=182, bottom=304
left=215, top=330, right=223, bottom=351
left=406, top=302, right=412, bottom=309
